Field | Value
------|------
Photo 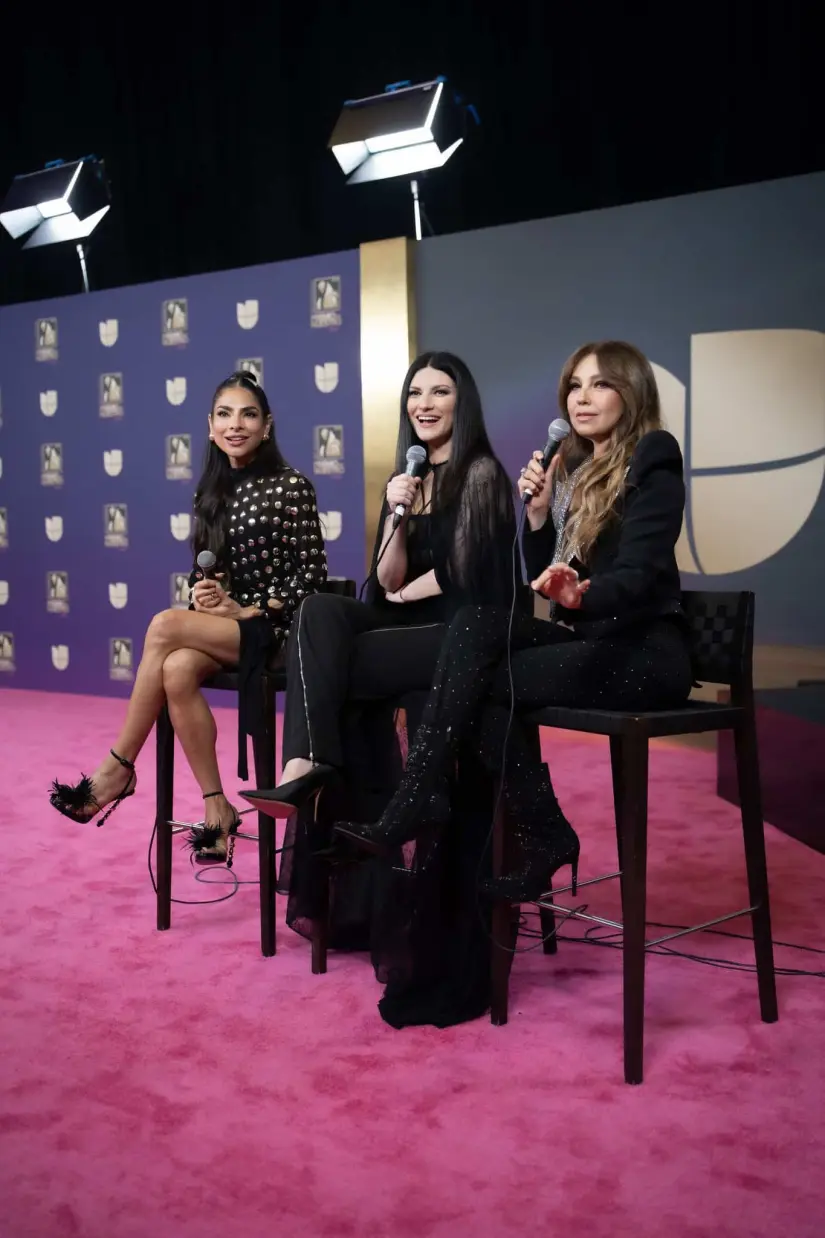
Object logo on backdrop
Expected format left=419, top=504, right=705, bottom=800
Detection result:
left=166, top=434, right=192, bottom=481
left=311, top=277, right=341, bottom=329
left=0, top=509, right=6, bottom=549
left=237, top=299, right=259, bottom=329
left=166, top=377, right=187, bottom=405
left=103, top=449, right=123, bottom=477
left=313, top=425, right=344, bottom=476
left=35, top=317, right=58, bottom=362
left=99, top=373, right=124, bottom=419
left=0, top=633, right=15, bottom=673
left=162, top=299, right=189, bottom=347
left=51, top=644, right=69, bottom=671
left=170, top=513, right=191, bottom=541
left=110, top=638, right=134, bottom=682
left=99, top=319, right=119, bottom=347
left=318, top=511, right=342, bottom=541
left=109, top=582, right=128, bottom=610
left=314, top=362, right=339, bottom=394
left=41, top=443, right=64, bottom=487
left=652, top=328, right=825, bottom=575
left=0, top=581, right=8, bottom=605
left=46, top=571, right=69, bottom=615
left=104, top=504, right=129, bottom=549
left=45, top=515, right=63, bottom=543
left=236, top=357, right=263, bottom=386
left=40, top=390, right=58, bottom=418
left=171, top=573, right=191, bottom=608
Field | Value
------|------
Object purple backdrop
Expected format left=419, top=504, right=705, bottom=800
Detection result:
left=0, top=253, right=362, bottom=696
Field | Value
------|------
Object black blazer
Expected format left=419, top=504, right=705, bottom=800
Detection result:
left=522, top=429, right=685, bottom=637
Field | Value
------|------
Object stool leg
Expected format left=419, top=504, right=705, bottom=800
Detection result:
left=609, top=734, right=625, bottom=875
left=617, top=729, right=649, bottom=1085
left=734, top=712, right=778, bottom=1023
left=253, top=677, right=278, bottom=958
left=155, top=705, right=174, bottom=931
left=311, top=862, right=329, bottom=975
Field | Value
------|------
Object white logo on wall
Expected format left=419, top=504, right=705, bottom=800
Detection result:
left=313, top=425, right=344, bottom=476
left=237, top=300, right=259, bottom=329
left=162, top=299, right=189, bottom=347
left=0, top=509, right=6, bottom=549
left=109, top=582, right=128, bottom=609
left=51, top=644, right=69, bottom=671
left=45, top=515, right=63, bottom=543
left=104, top=449, right=123, bottom=477
left=315, top=362, right=339, bottom=393
left=319, top=511, right=342, bottom=541
left=104, top=504, right=129, bottom=549
left=35, top=317, right=58, bottom=362
left=40, top=390, right=58, bottom=418
left=99, top=319, right=119, bottom=347
left=653, top=329, right=825, bottom=574
left=46, top=571, right=69, bottom=615
left=236, top=358, right=263, bottom=386
left=41, top=443, right=64, bottom=487
left=170, top=513, right=192, bottom=541
left=0, top=581, right=8, bottom=605
left=311, top=277, right=341, bottom=329
left=0, top=633, right=14, bottom=673
left=110, top=638, right=134, bottom=682
left=171, top=572, right=191, bottom=608
left=166, top=434, right=192, bottom=481
left=166, top=377, right=187, bottom=405
left=100, top=373, right=124, bottom=419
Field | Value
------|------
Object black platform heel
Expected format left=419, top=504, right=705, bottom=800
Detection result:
left=479, top=766, right=580, bottom=903
left=239, top=764, right=337, bottom=819
left=185, top=791, right=242, bottom=867
left=49, top=748, right=136, bottom=826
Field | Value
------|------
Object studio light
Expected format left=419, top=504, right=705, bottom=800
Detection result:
left=328, top=78, right=473, bottom=240
left=0, top=156, right=111, bottom=292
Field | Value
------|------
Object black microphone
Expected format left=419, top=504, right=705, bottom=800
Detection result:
left=196, top=550, right=217, bottom=578
left=392, top=445, right=428, bottom=528
left=522, top=419, right=571, bottom=502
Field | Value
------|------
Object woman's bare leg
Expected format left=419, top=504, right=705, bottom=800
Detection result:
left=281, top=757, right=315, bottom=782
left=88, top=610, right=241, bottom=811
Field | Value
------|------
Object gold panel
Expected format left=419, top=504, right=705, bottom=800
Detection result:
left=359, top=237, right=417, bottom=572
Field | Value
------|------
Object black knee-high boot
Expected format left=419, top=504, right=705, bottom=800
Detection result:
left=334, top=606, right=512, bottom=853
left=475, top=709, right=579, bottom=901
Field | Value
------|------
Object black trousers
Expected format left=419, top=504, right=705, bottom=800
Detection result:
left=281, top=593, right=447, bottom=768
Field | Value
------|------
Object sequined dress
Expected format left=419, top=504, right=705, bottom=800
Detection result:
left=188, top=464, right=327, bottom=776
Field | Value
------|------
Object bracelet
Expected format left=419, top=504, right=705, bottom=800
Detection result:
left=398, top=586, right=407, bottom=602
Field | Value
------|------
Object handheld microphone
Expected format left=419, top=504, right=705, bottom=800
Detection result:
left=392, top=445, right=428, bottom=528
left=196, top=550, right=217, bottom=578
left=522, top=419, right=571, bottom=502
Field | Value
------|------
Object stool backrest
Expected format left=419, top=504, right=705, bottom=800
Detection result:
left=681, top=590, right=754, bottom=698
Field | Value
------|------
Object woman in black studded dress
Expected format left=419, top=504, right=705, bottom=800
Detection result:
left=49, top=371, right=326, bottom=861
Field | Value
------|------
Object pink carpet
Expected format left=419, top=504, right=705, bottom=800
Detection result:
left=1, top=687, right=823, bottom=1238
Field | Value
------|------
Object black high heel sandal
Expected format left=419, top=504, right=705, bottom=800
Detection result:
left=185, top=791, right=242, bottom=867
left=49, top=748, right=136, bottom=826
left=239, top=763, right=337, bottom=819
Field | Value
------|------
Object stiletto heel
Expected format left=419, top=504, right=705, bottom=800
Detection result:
left=239, top=764, right=337, bottom=819
left=49, top=748, right=136, bottom=826
left=571, top=853, right=579, bottom=896
left=185, top=791, right=241, bottom=865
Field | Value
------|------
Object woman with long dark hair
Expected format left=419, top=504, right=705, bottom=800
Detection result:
left=49, top=371, right=326, bottom=862
left=333, top=341, right=693, bottom=1026
left=240, top=350, right=516, bottom=817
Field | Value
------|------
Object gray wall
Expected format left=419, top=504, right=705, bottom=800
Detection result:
left=415, top=172, right=825, bottom=645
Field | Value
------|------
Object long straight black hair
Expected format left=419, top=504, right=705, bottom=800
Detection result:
left=191, top=371, right=289, bottom=564
left=395, top=351, right=497, bottom=511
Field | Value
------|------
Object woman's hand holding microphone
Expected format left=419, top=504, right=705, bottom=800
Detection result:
left=518, top=452, right=589, bottom=610
left=386, top=472, right=421, bottom=522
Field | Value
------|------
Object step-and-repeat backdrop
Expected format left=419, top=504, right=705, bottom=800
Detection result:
left=0, top=253, right=363, bottom=695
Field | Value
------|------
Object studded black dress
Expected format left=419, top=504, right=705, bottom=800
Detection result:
left=188, top=464, right=326, bottom=776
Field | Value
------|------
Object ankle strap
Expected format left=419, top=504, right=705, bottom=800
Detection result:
left=110, top=748, right=135, bottom=771
left=203, top=791, right=223, bottom=800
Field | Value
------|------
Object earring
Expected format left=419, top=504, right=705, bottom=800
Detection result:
left=209, top=435, right=215, bottom=441
left=263, top=434, right=270, bottom=441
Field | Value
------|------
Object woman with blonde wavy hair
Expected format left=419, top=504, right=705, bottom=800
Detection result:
left=336, top=341, right=693, bottom=1025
